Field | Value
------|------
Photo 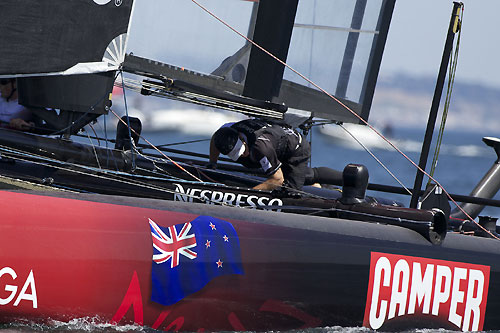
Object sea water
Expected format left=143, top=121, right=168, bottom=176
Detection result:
left=2, top=126, right=499, bottom=332
left=308, top=126, right=500, bottom=218
left=129, top=126, right=500, bottom=217
left=2, top=322, right=500, bottom=333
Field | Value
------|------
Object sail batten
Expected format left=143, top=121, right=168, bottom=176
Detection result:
left=276, top=0, right=395, bottom=123
left=294, top=23, right=379, bottom=35
left=0, top=0, right=134, bottom=77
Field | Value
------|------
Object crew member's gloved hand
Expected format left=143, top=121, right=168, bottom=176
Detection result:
left=205, top=161, right=217, bottom=169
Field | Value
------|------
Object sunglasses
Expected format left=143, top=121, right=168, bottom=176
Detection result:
left=0, top=79, right=11, bottom=85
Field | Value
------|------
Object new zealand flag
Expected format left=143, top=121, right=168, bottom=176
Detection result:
left=149, top=215, right=244, bottom=305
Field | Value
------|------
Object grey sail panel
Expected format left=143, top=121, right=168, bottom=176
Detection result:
left=276, top=0, right=395, bottom=123
left=277, top=79, right=361, bottom=124
left=118, top=0, right=394, bottom=124
left=208, top=0, right=395, bottom=123
left=0, top=0, right=134, bottom=76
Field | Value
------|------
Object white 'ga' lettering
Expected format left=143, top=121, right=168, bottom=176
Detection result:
left=13, top=270, right=37, bottom=308
left=0, top=267, right=17, bottom=305
left=0, top=268, right=37, bottom=308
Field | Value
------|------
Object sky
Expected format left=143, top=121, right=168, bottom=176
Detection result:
left=127, top=0, right=500, bottom=90
left=382, top=0, right=500, bottom=89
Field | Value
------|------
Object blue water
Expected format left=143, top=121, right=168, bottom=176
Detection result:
left=2, top=125, right=499, bottom=332
left=310, top=127, right=500, bottom=218
left=128, top=125, right=500, bottom=218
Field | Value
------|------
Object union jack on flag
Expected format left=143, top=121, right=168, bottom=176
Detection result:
left=149, top=215, right=244, bottom=306
left=149, top=219, right=197, bottom=268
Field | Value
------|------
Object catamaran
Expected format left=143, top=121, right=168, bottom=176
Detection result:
left=0, top=0, right=499, bottom=331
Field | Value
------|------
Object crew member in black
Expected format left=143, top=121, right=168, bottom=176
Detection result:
left=209, top=119, right=342, bottom=191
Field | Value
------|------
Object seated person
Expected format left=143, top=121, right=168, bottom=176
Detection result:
left=0, top=78, right=33, bottom=131
left=209, top=118, right=342, bottom=191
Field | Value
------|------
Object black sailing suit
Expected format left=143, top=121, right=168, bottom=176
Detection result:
left=230, top=119, right=337, bottom=190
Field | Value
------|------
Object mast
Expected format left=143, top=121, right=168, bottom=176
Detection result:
left=242, top=0, right=299, bottom=101
left=123, top=1, right=395, bottom=125
left=409, top=2, right=462, bottom=209
left=359, top=0, right=395, bottom=122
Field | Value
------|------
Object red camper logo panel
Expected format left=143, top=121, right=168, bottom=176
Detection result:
left=363, top=252, right=490, bottom=331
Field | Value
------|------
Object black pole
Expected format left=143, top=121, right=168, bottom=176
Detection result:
left=409, top=2, right=462, bottom=208
left=335, top=0, right=367, bottom=99
left=359, top=0, right=396, bottom=122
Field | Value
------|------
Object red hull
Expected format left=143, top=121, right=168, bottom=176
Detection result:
left=1, top=190, right=500, bottom=331
left=0, top=191, right=328, bottom=330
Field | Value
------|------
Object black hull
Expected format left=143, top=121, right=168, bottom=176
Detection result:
left=0, top=190, right=498, bottom=331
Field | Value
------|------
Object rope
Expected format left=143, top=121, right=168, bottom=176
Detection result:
left=0, top=143, right=206, bottom=199
left=190, top=1, right=500, bottom=240
left=108, top=108, right=203, bottom=182
left=427, top=5, right=463, bottom=186
left=73, top=133, right=209, bottom=148
left=118, top=78, right=283, bottom=119
left=338, top=123, right=412, bottom=195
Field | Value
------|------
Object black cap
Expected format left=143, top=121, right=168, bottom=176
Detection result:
left=213, top=127, right=239, bottom=155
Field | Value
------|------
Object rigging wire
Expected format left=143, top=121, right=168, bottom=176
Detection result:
left=87, top=123, right=101, bottom=146
left=97, top=104, right=335, bottom=200
left=85, top=129, right=102, bottom=170
left=118, top=78, right=283, bottom=119
left=108, top=108, right=203, bottom=182
left=105, top=100, right=332, bottom=200
left=338, top=123, right=412, bottom=195
left=189, top=1, right=499, bottom=240
left=120, top=70, right=136, bottom=170
left=0, top=144, right=208, bottom=200
left=107, top=106, right=341, bottom=200
left=0, top=144, right=305, bottom=211
left=73, top=132, right=210, bottom=149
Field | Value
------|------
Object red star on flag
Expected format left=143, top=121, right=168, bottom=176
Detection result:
left=216, top=259, right=223, bottom=268
left=209, top=222, right=216, bottom=230
left=223, top=235, right=229, bottom=242
left=205, top=240, right=211, bottom=248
